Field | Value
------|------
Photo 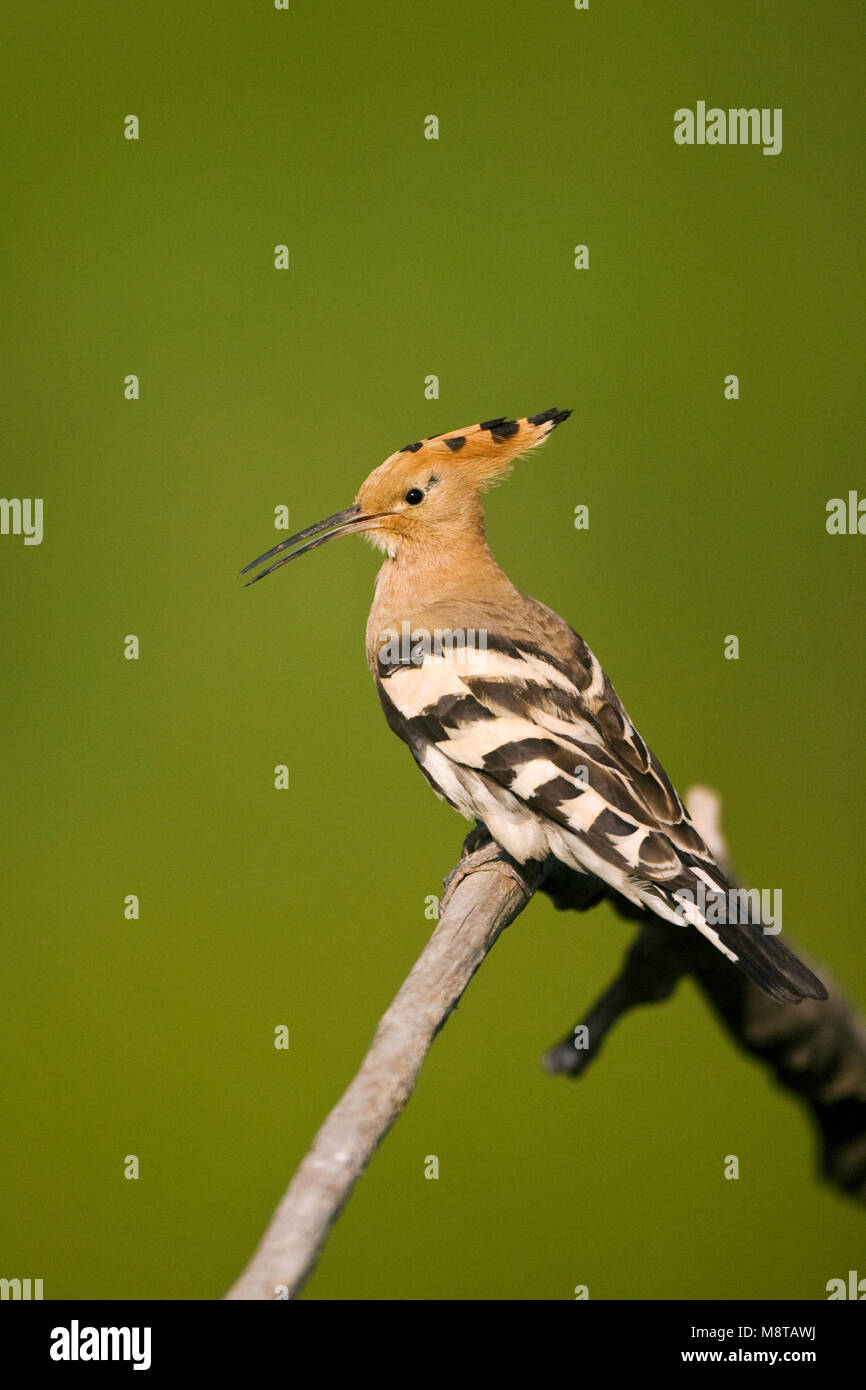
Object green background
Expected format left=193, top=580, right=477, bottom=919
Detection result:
left=1, top=0, right=863, bottom=1300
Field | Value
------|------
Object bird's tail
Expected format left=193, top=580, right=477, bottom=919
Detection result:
left=695, top=915, right=827, bottom=1003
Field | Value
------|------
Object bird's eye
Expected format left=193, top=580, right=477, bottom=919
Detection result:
left=405, top=487, right=424, bottom=506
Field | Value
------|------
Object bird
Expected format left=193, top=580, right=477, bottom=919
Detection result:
left=241, top=408, right=827, bottom=1005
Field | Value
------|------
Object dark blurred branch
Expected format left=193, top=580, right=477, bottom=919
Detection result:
left=542, top=786, right=866, bottom=1202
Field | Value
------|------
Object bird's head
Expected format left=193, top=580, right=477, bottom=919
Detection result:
left=240, top=407, right=571, bottom=584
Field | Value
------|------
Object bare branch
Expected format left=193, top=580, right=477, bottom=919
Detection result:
left=225, top=838, right=542, bottom=1300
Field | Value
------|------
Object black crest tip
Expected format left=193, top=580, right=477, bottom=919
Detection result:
left=528, top=406, right=572, bottom=429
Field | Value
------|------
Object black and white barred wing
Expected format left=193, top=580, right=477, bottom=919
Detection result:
left=375, top=633, right=714, bottom=904
left=375, top=633, right=827, bottom=1003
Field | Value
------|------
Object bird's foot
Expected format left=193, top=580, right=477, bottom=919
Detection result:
left=461, top=820, right=492, bottom=856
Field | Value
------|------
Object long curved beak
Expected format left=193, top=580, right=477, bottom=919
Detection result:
left=239, top=505, right=390, bottom=586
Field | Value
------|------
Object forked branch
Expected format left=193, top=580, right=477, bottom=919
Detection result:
left=226, top=788, right=865, bottom=1299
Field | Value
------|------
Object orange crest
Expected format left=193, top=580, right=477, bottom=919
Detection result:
left=380, top=407, right=572, bottom=490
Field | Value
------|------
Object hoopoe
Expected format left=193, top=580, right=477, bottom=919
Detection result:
left=241, top=409, right=826, bottom=1005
